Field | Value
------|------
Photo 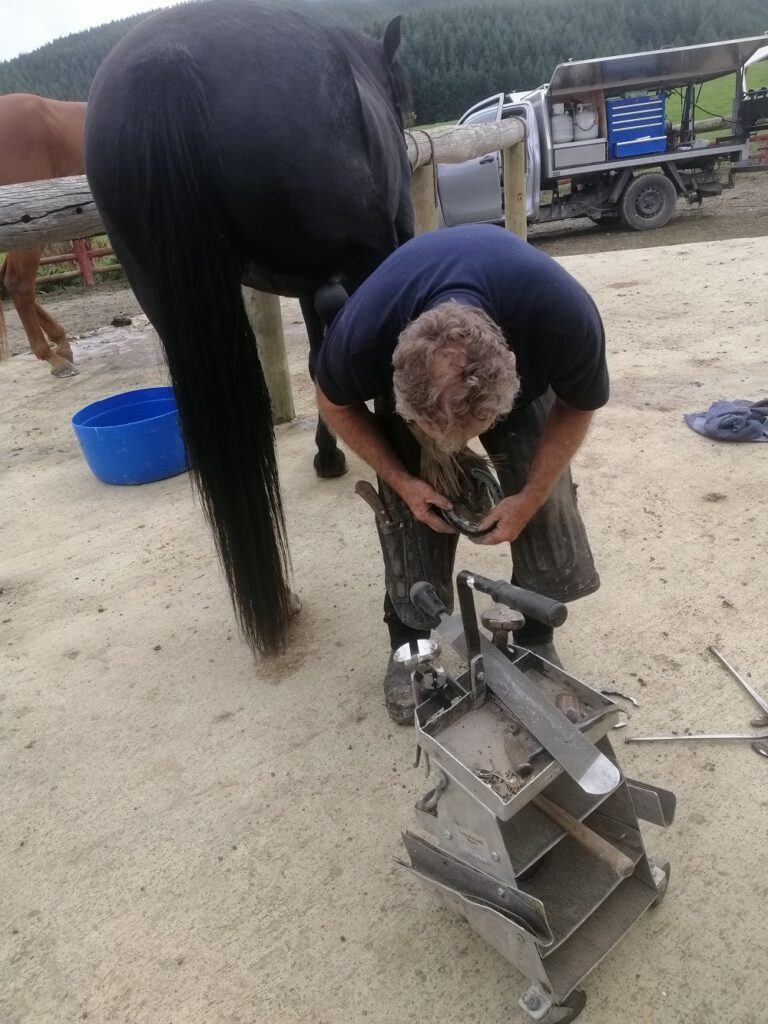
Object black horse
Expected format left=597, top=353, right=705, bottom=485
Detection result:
left=85, top=0, right=413, bottom=654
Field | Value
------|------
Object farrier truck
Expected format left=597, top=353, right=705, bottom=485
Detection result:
left=437, top=35, right=768, bottom=230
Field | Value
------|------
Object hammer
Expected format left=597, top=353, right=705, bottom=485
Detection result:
left=533, top=794, right=635, bottom=879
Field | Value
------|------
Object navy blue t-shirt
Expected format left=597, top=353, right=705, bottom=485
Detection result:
left=315, top=224, right=609, bottom=412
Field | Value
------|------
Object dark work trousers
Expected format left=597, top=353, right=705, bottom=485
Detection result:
left=373, top=390, right=600, bottom=650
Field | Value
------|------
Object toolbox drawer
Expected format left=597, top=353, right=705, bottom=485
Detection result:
left=614, top=135, right=667, bottom=158
left=553, top=138, right=607, bottom=169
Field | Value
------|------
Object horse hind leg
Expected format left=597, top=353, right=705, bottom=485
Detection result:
left=5, top=251, right=77, bottom=377
left=300, top=294, right=347, bottom=480
left=0, top=300, right=7, bottom=362
left=0, top=258, right=8, bottom=360
left=35, top=301, right=75, bottom=364
left=314, top=419, right=347, bottom=479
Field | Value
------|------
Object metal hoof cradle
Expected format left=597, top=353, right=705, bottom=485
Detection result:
left=395, top=568, right=676, bottom=1023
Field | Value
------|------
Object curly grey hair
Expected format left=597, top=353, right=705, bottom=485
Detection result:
left=393, top=301, right=519, bottom=448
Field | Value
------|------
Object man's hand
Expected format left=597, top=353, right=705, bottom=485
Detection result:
left=396, top=476, right=457, bottom=535
left=474, top=493, right=538, bottom=546
left=476, top=401, right=595, bottom=546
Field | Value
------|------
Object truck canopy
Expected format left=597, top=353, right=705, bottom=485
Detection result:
left=550, top=35, right=768, bottom=97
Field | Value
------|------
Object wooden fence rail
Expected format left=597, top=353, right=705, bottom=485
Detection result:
left=37, top=241, right=120, bottom=287
left=0, top=119, right=527, bottom=421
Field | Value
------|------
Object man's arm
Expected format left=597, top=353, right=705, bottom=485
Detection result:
left=315, top=385, right=455, bottom=534
left=476, top=398, right=594, bottom=546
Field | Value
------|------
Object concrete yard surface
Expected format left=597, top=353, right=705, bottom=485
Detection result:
left=1, top=236, right=767, bottom=1024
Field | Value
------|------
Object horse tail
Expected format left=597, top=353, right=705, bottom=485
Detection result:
left=91, top=45, right=292, bottom=654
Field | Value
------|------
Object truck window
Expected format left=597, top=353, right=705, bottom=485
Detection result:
left=462, top=106, right=500, bottom=126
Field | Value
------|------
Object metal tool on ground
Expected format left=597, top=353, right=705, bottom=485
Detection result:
left=628, top=727, right=768, bottom=744
left=629, top=647, right=768, bottom=758
left=708, top=646, right=768, bottom=727
left=600, top=689, right=640, bottom=708
left=397, top=568, right=674, bottom=1024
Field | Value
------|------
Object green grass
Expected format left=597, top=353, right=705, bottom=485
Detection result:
left=665, top=63, right=768, bottom=125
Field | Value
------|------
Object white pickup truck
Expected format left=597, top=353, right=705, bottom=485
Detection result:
left=437, top=35, right=768, bottom=231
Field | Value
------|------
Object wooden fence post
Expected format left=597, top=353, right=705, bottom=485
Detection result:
left=503, top=142, right=527, bottom=241
left=241, top=288, right=295, bottom=425
left=72, top=238, right=96, bottom=286
left=411, top=164, right=438, bottom=235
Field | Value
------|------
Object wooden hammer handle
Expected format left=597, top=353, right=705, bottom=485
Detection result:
left=533, top=794, right=635, bottom=879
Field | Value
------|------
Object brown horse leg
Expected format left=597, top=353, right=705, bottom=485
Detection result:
left=35, top=301, right=74, bottom=362
left=0, top=302, right=7, bottom=361
left=0, top=258, right=8, bottom=360
left=4, top=250, right=78, bottom=377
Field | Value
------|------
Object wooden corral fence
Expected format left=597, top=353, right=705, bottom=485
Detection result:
left=38, top=238, right=121, bottom=287
left=0, top=118, right=527, bottom=421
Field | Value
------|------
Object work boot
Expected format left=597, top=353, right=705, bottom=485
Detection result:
left=383, top=653, right=415, bottom=725
left=514, top=621, right=563, bottom=669
left=521, top=640, right=563, bottom=669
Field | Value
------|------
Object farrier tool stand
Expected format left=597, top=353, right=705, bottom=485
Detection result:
left=396, top=570, right=675, bottom=1024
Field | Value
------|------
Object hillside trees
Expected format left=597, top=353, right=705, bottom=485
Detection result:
left=0, top=0, right=766, bottom=124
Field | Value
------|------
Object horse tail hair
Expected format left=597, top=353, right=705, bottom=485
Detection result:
left=95, top=44, right=292, bottom=654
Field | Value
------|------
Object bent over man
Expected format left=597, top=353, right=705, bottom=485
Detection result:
left=314, top=225, right=609, bottom=723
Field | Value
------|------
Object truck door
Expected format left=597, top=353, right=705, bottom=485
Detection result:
left=437, top=94, right=504, bottom=226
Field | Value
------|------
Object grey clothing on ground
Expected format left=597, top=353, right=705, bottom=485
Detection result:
left=684, top=399, right=768, bottom=442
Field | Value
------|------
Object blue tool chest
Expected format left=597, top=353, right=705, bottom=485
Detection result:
left=607, top=95, right=667, bottom=159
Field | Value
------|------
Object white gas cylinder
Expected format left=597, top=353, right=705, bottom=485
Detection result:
left=573, top=102, right=599, bottom=140
left=551, top=102, right=574, bottom=143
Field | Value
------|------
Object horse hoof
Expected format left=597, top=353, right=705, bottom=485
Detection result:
left=313, top=450, right=347, bottom=479
left=50, top=358, right=79, bottom=378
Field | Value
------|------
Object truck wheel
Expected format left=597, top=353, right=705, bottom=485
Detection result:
left=618, top=174, right=677, bottom=231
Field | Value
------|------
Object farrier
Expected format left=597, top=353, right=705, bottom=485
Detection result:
left=315, top=224, right=609, bottom=723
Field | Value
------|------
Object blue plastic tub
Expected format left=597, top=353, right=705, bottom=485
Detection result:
left=71, top=386, right=189, bottom=485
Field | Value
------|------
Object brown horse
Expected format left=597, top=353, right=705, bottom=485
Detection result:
left=0, top=93, right=86, bottom=377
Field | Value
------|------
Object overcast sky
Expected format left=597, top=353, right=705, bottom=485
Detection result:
left=0, top=1, right=182, bottom=62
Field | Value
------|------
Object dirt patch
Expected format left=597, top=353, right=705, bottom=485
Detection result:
left=531, top=172, right=768, bottom=257
left=1, top=221, right=768, bottom=1022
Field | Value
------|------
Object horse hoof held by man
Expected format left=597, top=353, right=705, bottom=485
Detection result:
left=315, top=225, right=608, bottom=724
